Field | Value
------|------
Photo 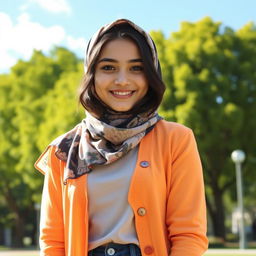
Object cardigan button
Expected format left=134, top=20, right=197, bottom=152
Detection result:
left=144, top=246, right=154, bottom=255
left=107, top=248, right=115, bottom=255
left=137, top=207, right=146, bottom=216
left=140, top=161, right=149, bottom=168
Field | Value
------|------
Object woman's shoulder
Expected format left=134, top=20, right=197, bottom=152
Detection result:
left=34, top=125, right=80, bottom=175
left=155, top=119, right=192, bottom=136
left=34, top=145, right=58, bottom=175
left=150, top=119, right=197, bottom=151
left=49, top=122, right=82, bottom=147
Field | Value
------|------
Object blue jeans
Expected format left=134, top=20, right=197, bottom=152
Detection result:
left=88, top=243, right=142, bottom=256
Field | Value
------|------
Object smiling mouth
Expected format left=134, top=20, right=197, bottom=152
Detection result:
left=110, top=90, right=135, bottom=98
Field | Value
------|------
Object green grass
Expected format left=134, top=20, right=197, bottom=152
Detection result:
left=0, top=254, right=38, bottom=256
left=0, top=254, right=39, bottom=256
left=1, top=253, right=255, bottom=256
left=205, top=254, right=254, bottom=256
left=0, top=254, right=250, bottom=256
left=0, top=253, right=38, bottom=256
left=0, top=253, right=253, bottom=256
left=0, top=252, right=238, bottom=256
left=1, top=246, right=255, bottom=256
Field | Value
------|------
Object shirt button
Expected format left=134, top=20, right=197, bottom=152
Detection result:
left=137, top=207, right=147, bottom=216
left=140, top=161, right=149, bottom=168
left=144, top=246, right=154, bottom=255
left=107, top=248, right=115, bottom=255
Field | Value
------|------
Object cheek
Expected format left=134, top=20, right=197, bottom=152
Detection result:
left=95, top=83, right=103, bottom=98
left=140, top=78, right=149, bottom=95
left=94, top=73, right=104, bottom=87
left=94, top=74, right=107, bottom=94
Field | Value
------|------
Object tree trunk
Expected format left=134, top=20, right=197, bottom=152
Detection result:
left=3, top=185, right=25, bottom=247
left=206, top=175, right=226, bottom=240
left=13, top=213, right=25, bottom=247
left=212, top=190, right=226, bottom=239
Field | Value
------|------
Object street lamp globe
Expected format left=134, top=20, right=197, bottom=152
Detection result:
left=231, top=150, right=246, bottom=164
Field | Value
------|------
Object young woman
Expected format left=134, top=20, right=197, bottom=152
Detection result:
left=35, top=19, right=208, bottom=256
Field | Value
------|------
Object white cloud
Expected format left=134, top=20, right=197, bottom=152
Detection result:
left=22, top=0, right=72, bottom=14
left=19, top=3, right=30, bottom=12
left=66, top=36, right=87, bottom=51
left=0, top=12, right=86, bottom=73
left=0, top=51, right=17, bottom=71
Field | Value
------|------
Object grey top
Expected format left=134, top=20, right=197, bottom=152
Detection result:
left=87, top=146, right=139, bottom=250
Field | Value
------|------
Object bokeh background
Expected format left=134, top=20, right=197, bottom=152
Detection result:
left=0, top=0, right=256, bottom=251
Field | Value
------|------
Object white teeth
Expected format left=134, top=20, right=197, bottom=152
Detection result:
left=112, top=91, right=133, bottom=96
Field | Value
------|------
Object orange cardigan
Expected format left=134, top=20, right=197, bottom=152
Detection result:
left=35, top=120, right=208, bottom=256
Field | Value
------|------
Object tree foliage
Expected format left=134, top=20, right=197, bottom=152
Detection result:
left=151, top=17, right=256, bottom=239
left=0, top=47, right=84, bottom=246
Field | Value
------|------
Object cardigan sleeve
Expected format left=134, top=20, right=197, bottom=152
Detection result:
left=166, top=128, right=208, bottom=256
left=37, top=146, right=65, bottom=256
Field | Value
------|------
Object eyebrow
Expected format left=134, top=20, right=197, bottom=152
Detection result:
left=98, top=58, right=143, bottom=63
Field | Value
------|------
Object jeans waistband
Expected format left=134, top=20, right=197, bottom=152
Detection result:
left=88, top=243, right=141, bottom=256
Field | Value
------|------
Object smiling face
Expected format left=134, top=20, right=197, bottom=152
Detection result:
left=94, top=38, right=148, bottom=112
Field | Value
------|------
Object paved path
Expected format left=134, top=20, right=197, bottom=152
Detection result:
left=206, top=249, right=256, bottom=254
left=1, top=249, right=256, bottom=255
left=0, top=251, right=39, bottom=256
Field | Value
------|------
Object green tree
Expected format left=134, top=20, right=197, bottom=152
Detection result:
left=0, top=72, right=33, bottom=246
left=0, top=47, right=83, bottom=246
left=150, top=31, right=176, bottom=120
left=151, top=17, right=256, bottom=239
left=37, top=64, right=84, bottom=150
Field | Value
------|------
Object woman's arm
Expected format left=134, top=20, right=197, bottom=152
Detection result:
left=39, top=146, right=65, bottom=256
left=166, top=128, right=208, bottom=256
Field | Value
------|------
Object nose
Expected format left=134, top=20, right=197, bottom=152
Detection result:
left=114, top=70, right=129, bottom=86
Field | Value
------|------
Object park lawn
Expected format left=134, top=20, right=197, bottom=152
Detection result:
left=1, top=253, right=254, bottom=256
left=0, top=254, right=249, bottom=256
left=0, top=254, right=250, bottom=256
left=0, top=250, right=253, bottom=256
left=204, top=254, right=255, bottom=256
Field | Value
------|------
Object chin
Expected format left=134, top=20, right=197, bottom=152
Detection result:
left=113, top=108, right=131, bottom=112
left=111, top=106, right=133, bottom=112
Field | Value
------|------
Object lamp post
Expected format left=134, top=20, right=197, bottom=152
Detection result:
left=231, top=149, right=246, bottom=249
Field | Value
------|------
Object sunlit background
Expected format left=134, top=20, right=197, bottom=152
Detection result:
left=1, top=0, right=256, bottom=73
left=1, top=0, right=256, bottom=254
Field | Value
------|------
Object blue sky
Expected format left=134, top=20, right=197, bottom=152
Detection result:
left=1, top=0, right=256, bottom=73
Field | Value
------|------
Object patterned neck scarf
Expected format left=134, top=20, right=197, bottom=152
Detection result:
left=48, top=111, right=162, bottom=184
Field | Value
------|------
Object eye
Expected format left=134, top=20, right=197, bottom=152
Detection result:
left=101, top=65, right=115, bottom=71
left=131, top=65, right=144, bottom=72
